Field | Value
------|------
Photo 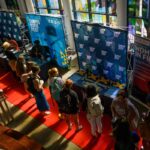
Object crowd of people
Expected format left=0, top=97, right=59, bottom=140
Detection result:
left=3, top=58, right=150, bottom=149
left=0, top=38, right=150, bottom=150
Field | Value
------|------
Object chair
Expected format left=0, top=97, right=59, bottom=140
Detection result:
left=0, top=90, right=13, bottom=125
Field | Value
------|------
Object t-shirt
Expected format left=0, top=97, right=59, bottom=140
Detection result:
left=48, top=76, right=64, bottom=101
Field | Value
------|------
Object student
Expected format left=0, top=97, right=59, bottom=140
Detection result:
left=111, top=89, right=139, bottom=130
left=15, top=55, right=27, bottom=78
left=48, top=67, right=64, bottom=118
left=21, top=61, right=36, bottom=97
left=30, top=40, right=44, bottom=59
left=139, top=97, right=150, bottom=150
left=86, top=84, right=104, bottom=137
left=26, top=65, right=50, bottom=115
left=113, top=118, right=140, bottom=150
left=59, top=79, right=82, bottom=131
left=3, top=37, right=20, bottom=51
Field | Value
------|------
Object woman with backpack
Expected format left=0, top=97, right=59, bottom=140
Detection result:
left=27, top=65, right=50, bottom=115
left=59, top=79, right=83, bottom=131
left=48, top=67, right=64, bottom=118
left=21, top=61, right=36, bottom=98
left=85, top=84, right=104, bottom=137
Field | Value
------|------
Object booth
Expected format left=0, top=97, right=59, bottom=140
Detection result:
left=25, top=13, right=68, bottom=68
left=69, top=21, right=128, bottom=114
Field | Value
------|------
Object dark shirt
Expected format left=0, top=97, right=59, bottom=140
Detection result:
left=30, top=45, right=44, bottom=58
left=59, top=88, right=79, bottom=114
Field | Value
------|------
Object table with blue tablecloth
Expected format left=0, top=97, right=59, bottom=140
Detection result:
left=69, top=72, right=120, bottom=115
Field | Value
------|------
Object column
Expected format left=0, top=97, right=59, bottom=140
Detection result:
left=25, top=0, right=35, bottom=13
left=17, top=0, right=27, bottom=16
left=62, top=0, right=75, bottom=50
left=116, top=0, right=127, bottom=27
left=0, top=0, right=7, bottom=10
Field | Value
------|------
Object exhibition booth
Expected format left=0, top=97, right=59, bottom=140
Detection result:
left=0, top=10, right=150, bottom=110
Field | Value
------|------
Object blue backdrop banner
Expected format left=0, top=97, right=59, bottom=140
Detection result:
left=71, top=21, right=127, bottom=84
left=26, top=13, right=68, bottom=67
left=0, top=11, right=21, bottom=41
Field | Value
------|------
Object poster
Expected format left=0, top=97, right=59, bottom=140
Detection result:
left=71, top=21, right=127, bottom=84
left=131, top=36, right=150, bottom=103
left=0, top=11, right=21, bottom=41
left=26, top=13, right=68, bottom=67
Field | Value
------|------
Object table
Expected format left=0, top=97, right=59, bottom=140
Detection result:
left=0, top=92, right=13, bottom=125
left=69, top=72, right=120, bottom=115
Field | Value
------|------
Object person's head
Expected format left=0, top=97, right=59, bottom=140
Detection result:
left=26, top=61, right=36, bottom=72
left=48, top=67, right=59, bottom=77
left=86, top=84, right=98, bottom=98
left=64, top=79, right=73, bottom=89
left=31, top=65, right=40, bottom=74
left=34, top=40, right=40, bottom=46
left=2, top=41, right=10, bottom=50
left=116, top=89, right=127, bottom=101
left=17, top=55, right=25, bottom=62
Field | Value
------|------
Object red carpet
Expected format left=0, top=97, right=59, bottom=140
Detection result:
left=0, top=70, right=127, bottom=149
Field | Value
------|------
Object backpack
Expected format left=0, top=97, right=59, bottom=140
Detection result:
left=92, top=101, right=104, bottom=116
left=27, top=76, right=37, bottom=94
left=59, top=90, right=77, bottom=113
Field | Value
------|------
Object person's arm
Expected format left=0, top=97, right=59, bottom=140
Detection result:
left=127, top=103, right=139, bottom=121
left=111, top=101, right=116, bottom=118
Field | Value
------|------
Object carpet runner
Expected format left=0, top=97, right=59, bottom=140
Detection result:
left=0, top=70, right=122, bottom=150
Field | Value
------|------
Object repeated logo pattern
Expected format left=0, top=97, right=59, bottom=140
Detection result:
left=0, top=11, right=21, bottom=41
left=71, top=21, right=127, bottom=84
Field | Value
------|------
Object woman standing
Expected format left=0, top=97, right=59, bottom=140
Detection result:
left=59, top=79, right=82, bottom=131
left=48, top=67, right=64, bottom=118
left=27, top=65, right=50, bottom=115
left=15, top=55, right=27, bottom=79
left=86, top=84, right=104, bottom=137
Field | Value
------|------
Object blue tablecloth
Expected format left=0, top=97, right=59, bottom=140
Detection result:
left=69, top=73, right=119, bottom=97
left=69, top=73, right=120, bottom=115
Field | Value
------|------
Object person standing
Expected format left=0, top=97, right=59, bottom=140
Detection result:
left=111, top=89, right=139, bottom=130
left=21, top=61, right=36, bottom=97
left=48, top=67, right=64, bottom=118
left=86, top=84, right=104, bottom=137
left=15, top=55, right=27, bottom=79
left=27, top=65, right=50, bottom=115
left=113, top=118, right=140, bottom=150
left=139, top=96, right=150, bottom=150
left=59, top=79, right=83, bottom=131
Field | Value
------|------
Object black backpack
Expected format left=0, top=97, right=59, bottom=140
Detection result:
left=27, top=76, right=37, bottom=94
